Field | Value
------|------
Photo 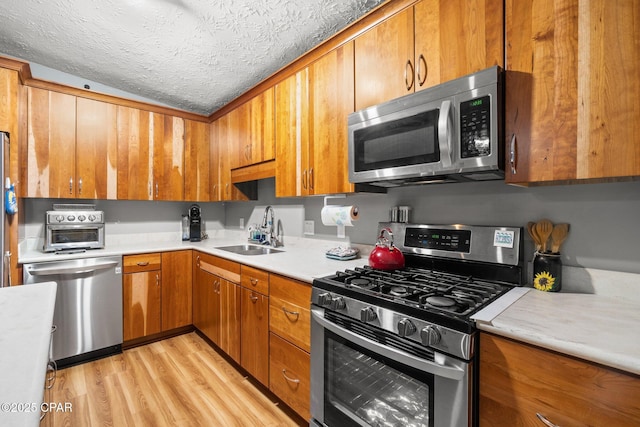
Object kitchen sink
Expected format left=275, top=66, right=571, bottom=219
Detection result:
left=215, top=244, right=283, bottom=256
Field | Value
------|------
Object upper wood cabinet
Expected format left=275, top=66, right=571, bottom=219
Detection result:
left=209, top=120, right=221, bottom=201
left=214, top=113, right=255, bottom=201
left=26, top=89, right=118, bottom=198
left=308, top=42, right=355, bottom=195
left=354, top=0, right=504, bottom=111
left=228, top=89, right=275, bottom=169
left=505, top=0, right=640, bottom=184
left=117, top=107, right=184, bottom=200
left=184, top=119, right=210, bottom=201
left=275, top=68, right=310, bottom=197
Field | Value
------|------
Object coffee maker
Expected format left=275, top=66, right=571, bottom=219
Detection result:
left=188, top=204, right=201, bottom=242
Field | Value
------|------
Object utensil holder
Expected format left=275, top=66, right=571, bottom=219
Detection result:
left=533, top=252, right=562, bottom=292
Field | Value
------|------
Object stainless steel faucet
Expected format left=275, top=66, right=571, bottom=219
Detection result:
left=261, top=205, right=281, bottom=247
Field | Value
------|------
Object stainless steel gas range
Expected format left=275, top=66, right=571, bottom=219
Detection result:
left=310, top=222, right=523, bottom=427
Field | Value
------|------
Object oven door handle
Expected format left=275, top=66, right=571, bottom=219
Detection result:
left=312, top=308, right=465, bottom=381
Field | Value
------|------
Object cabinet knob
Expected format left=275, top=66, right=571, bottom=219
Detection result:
left=281, top=369, right=300, bottom=384
left=416, top=54, right=427, bottom=87
left=405, top=59, right=415, bottom=91
left=69, top=178, right=73, bottom=195
left=281, top=306, right=300, bottom=320
left=536, top=413, right=560, bottom=427
left=509, top=133, right=518, bottom=175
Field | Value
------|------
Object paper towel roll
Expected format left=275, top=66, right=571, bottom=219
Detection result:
left=321, top=205, right=359, bottom=227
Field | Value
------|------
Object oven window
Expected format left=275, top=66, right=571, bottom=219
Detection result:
left=51, top=228, right=100, bottom=244
left=353, top=110, right=440, bottom=172
left=324, top=330, right=434, bottom=427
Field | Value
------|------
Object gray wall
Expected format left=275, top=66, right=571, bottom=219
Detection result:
left=23, top=179, right=640, bottom=274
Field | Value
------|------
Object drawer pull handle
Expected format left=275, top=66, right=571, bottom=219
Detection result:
left=281, top=369, right=300, bottom=384
left=250, top=278, right=259, bottom=286
left=137, top=261, right=149, bottom=266
left=536, top=413, right=560, bottom=427
left=282, top=306, right=300, bottom=320
left=250, top=295, right=259, bottom=303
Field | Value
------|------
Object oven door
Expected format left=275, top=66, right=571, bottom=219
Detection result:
left=45, top=224, right=105, bottom=252
left=311, top=306, right=472, bottom=427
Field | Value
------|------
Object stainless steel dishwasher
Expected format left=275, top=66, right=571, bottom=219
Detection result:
left=23, top=255, right=123, bottom=367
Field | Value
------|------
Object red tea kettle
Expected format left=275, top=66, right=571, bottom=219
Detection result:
left=368, top=227, right=405, bottom=270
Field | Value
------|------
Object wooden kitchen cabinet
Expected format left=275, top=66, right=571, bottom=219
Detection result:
left=160, top=250, right=192, bottom=331
left=193, top=252, right=241, bottom=362
left=214, top=113, right=255, bottom=201
left=354, top=0, right=504, bottom=111
left=505, top=0, right=640, bottom=184
left=122, top=253, right=162, bottom=341
left=268, top=274, right=311, bottom=419
left=479, top=333, right=640, bottom=426
left=26, top=88, right=118, bottom=199
left=276, top=43, right=355, bottom=197
left=184, top=119, right=210, bottom=201
left=241, top=266, right=270, bottom=387
left=117, top=107, right=184, bottom=200
left=230, top=88, right=275, bottom=169
left=209, top=120, right=222, bottom=201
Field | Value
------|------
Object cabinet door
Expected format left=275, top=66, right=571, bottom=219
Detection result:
left=241, top=288, right=269, bottom=386
left=161, top=250, right=192, bottom=331
left=354, top=7, right=414, bottom=111
left=194, top=266, right=220, bottom=344
left=117, top=106, right=153, bottom=200
left=76, top=97, right=118, bottom=199
left=219, top=280, right=241, bottom=363
left=414, top=0, right=504, bottom=90
left=269, top=333, right=311, bottom=420
left=248, top=88, right=275, bottom=165
left=184, top=119, right=210, bottom=201
left=217, top=112, right=252, bottom=201
left=209, top=120, right=221, bottom=201
left=480, top=333, right=640, bottom=426
left=123, top=270, right=161, bottom=341
left=275, top=69, right=310, bottom=197
left=26, top=87, right=76, bottom=198
left=269, top=275, right=311, bottom=352
left=153, top=114, right=184, bottom=200
left=227, top=102, right=249, bottom=169
left=309, top=42, right=355, bottom=195
left=192, top=254, right=209, bottom=332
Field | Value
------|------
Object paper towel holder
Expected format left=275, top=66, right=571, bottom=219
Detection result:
left=323, top=195, right=358, bottom=238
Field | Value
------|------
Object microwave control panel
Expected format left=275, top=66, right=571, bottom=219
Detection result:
left=459, top=95, right=491, bottom=158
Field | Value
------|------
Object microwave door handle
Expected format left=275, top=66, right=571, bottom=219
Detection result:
left=311, top=308, right=465, bottom=381
left=437, top=100, right=453, bottom=168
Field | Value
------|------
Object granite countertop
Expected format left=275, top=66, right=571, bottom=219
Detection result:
left=18, top=232, right=371, bottom=284
left=0, top=282, right=57, bottom=427
left=474, top=287, right=640, bottom=376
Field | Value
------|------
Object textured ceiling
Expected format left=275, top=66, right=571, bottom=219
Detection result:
left=0, top=0, right=386, bottom=115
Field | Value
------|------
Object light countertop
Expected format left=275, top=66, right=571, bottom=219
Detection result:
left=0, top=282, right=57, bottom=427
left=474, top=287, right=640, bottom=376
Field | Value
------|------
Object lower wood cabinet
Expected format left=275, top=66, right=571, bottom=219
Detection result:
left=193, top=252, right=241, bottom=362
left=241, top=286, right=269, bottom=386
left=123, top=253, right=162, bottom=341
left=161, top=251, right=192, bottom=330
left=269, top=274, right=312, bottom=419
left=479, top=332, right=640, bottom=426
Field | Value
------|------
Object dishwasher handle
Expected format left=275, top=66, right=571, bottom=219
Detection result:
left=26, top=260, right=119, bottom=277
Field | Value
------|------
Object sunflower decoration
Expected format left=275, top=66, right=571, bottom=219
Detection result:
left=533, top=271, right=556, bottom=291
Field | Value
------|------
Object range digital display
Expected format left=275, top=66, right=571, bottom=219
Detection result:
left=404, top=228, right=472, bottom=253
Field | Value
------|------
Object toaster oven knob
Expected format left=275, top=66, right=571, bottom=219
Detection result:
left=330, top=297, right=346, bottom=310
left=360, top=307, right=377, bottom=322
left=420, top=326, right=442, bottom=346
left=317, top=293, right=333, bottom=307
left=397, top=318, right=417, bottom=337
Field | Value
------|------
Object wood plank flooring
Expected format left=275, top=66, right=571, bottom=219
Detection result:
left=47, top=333, right=304, bottom=426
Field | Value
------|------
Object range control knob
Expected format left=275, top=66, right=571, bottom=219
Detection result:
left=67, top=215, right=76, bottom=221
left=330, top=297, right=346, bottom=310
left=420, top=325, right=442, bottom=346
left=78, top=215, right=86, bottom=221
left=397, top=318, right=417, bottom=337
left=55, top=215, right=64, bottom=222
left=317, top=293, right=333, bottom=307
left=360, top=307, right=377, bottom=322
left=88, top=214, right=96, bottom=222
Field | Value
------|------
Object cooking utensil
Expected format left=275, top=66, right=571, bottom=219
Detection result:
left=368, top=227, right=405, bottom=270
left=551, top=223, right=569, bottom=253
left=535, top=219, right=553, bottom=253
left=527, top=221, right=542, bottom=252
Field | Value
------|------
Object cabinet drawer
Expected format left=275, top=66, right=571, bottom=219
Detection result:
left=123, top=253, right=161, bottom=273
left=196, top=252, right=241, bottom=283
left=241, top=265, right=269, bottom=295
left=269, top=275, right=311, bottom=352
left=269, top=333, right=310, bottom=420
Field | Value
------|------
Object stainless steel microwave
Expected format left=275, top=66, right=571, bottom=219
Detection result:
left=348, top=66, right=504, bottom=187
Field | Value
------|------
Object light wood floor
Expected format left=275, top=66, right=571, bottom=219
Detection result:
left=48, top=332, right=304, bottom=426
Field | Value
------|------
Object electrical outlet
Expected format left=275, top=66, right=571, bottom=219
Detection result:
left=304, top=220, right=315, bottom=236
left=239, top=218, right=244, bottom=229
